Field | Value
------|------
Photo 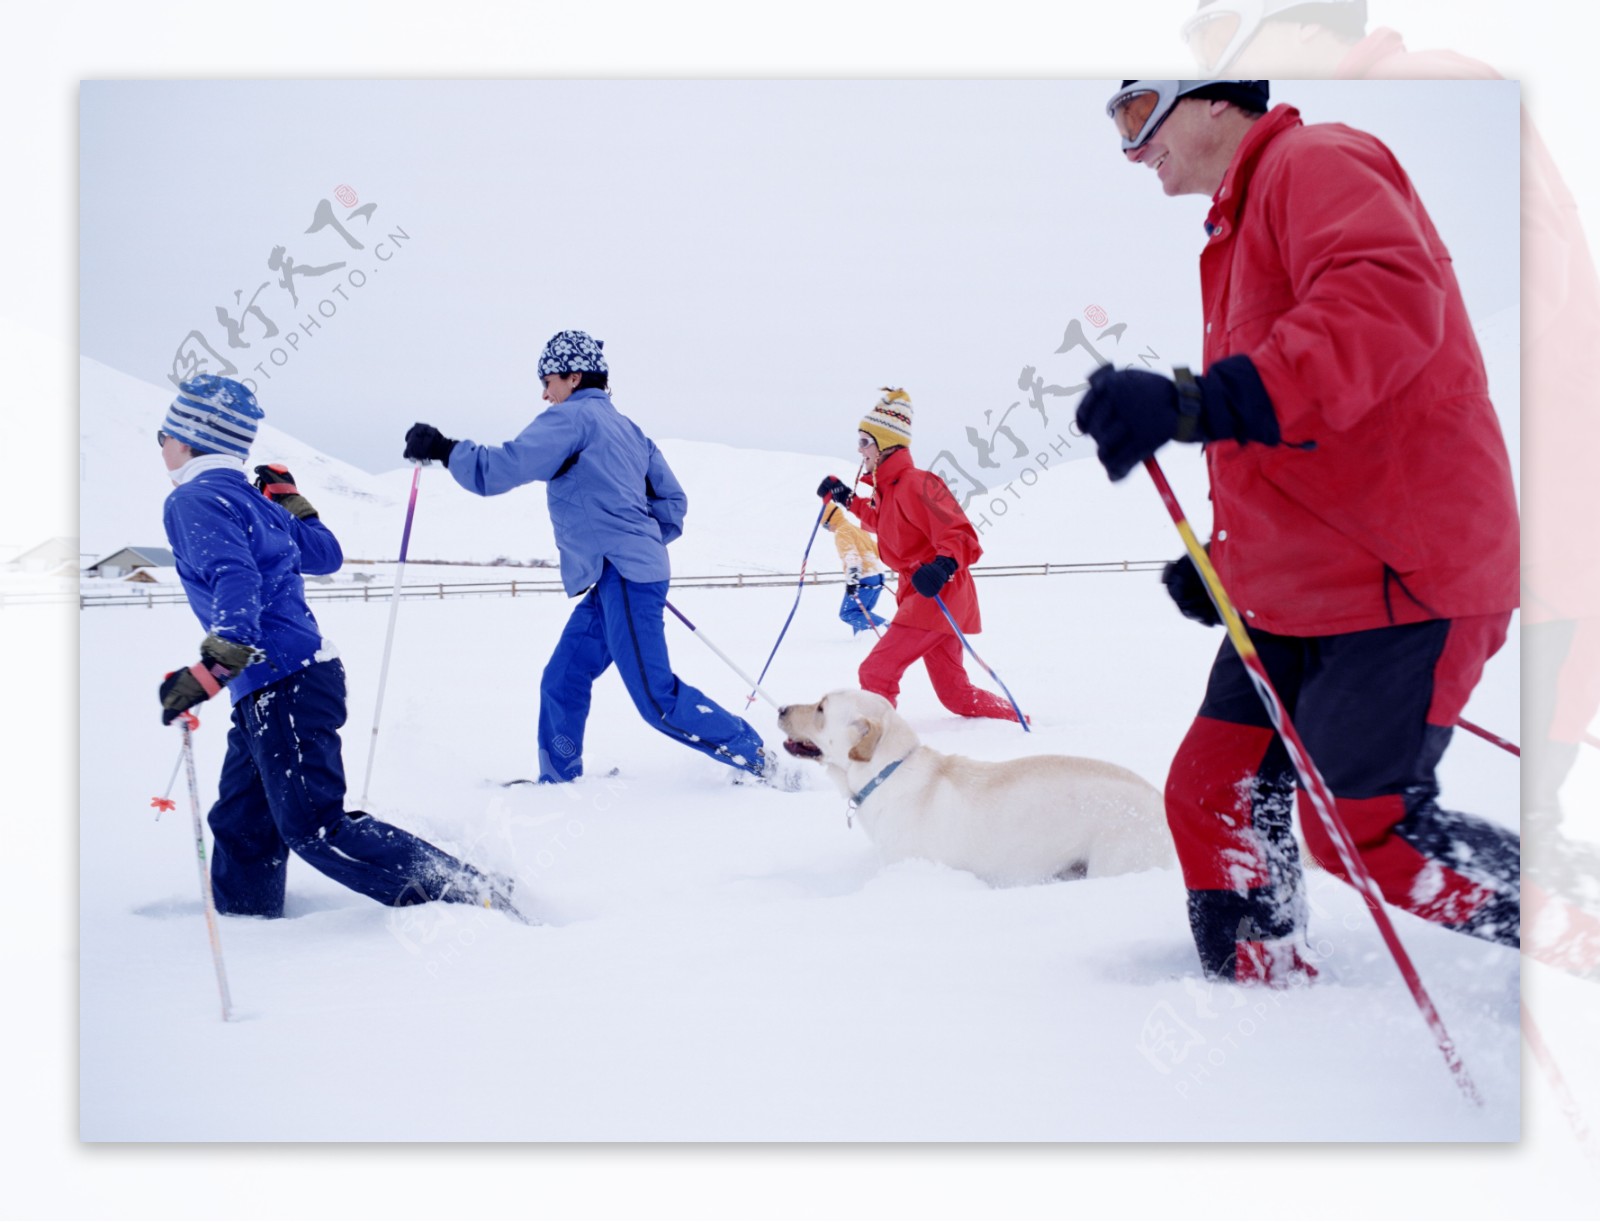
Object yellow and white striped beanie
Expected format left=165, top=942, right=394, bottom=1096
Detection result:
left=859, top=387, right=913, bottom=451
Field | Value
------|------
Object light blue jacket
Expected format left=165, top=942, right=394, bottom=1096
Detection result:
left=446, top=388, right=687, bottom=596
left=163, top=467, right=344, bottom=701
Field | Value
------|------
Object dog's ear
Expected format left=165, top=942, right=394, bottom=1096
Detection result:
left=848, top=716, right=883, bottom=763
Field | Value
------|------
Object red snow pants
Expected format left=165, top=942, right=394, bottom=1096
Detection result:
left=1166, top=613, right=1519, bottom=981
left=858, top=622, right=1017, bottom=721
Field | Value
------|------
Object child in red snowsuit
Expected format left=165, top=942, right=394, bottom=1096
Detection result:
left=817, top=389, right=1016, bottom=721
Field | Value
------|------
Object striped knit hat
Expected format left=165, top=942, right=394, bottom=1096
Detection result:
left=859, top=387, right=913, bottom=451
left=163, top=375, right=263, bottom=458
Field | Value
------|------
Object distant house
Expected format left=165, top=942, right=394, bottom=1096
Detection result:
left=85, top=545, right=176, bottom=579
left=7, top=536, right=80, bottom=575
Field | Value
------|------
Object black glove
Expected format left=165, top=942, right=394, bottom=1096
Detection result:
left=1074, top=355, right=1281, bottom=482
left=817, top=475, right=853, bottom=508
left=253, top=464, right=318, bottom=519
left=404, top=423, right=460, bottom=465
left=159, top=635, right=259, bottom=725
left=1162, top=552, right=1222, bottom=627
left=912, top=555, right=959, bottom=599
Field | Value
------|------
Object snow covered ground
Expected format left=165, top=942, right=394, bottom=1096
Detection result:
left=79, top=363, right=1526, bottom=1143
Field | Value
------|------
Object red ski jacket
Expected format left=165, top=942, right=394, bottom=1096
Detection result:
left=1339, top=29, right=1596, bottom=621
left=1200, top=104, right=1519, bottom=636
left=850, top=448, right=984, bottom=634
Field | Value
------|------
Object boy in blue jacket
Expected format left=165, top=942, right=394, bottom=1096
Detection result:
left=403, top=330, right=771, bottom=784
left=158, top=376, right=517, bottom=918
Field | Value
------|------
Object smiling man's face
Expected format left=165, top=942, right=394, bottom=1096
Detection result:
left=1124, top=96, right=1239, bottom=199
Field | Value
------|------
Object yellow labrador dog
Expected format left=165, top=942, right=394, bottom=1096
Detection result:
left=778, top=689, right=1174, bottom=885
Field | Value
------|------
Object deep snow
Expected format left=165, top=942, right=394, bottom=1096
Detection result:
left=80, top=360, right=1523, bottom=1142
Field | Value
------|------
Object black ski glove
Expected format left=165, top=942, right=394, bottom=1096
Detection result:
left=404, top=423, right=460, bottom=466
left=912, top=555, right=959, bottom=599
left=1162, top=552, right=1222, bottom=627
left=817, top=475, right=853, bottom=508
left=159, top=635, right=260, bottom=725
left=845, top=566, right=861, bottom=598
left=253, top=464, right=319, bottom=519
left=1074, top=355, right=1281, bottom=482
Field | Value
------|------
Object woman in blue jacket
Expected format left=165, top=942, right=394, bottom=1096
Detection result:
left=158, top=375, right=516, bottom=918
left=404, top=330, right=770, bottom=784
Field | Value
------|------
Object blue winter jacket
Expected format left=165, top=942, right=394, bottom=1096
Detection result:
left=446, top=388, right=687, bottom=597
left=163, top=467, right=344, bottom=701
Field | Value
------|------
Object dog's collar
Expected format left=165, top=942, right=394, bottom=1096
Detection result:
left=846, top=754, right=911, bottom=826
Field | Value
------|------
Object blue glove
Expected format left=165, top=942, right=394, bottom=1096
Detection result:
left=1074, top=355, right=1281, bottom=482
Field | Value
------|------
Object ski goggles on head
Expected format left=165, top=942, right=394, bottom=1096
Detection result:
left=1180, top=0, right=1362, bottom=73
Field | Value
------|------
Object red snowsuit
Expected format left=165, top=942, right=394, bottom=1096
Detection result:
left=848, top=448, right=1014, bottom=720
left=1168, top=104, right=1521, bottom=980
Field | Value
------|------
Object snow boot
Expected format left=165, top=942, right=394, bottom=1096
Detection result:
left=1231, top=937, right=1318, bottom=987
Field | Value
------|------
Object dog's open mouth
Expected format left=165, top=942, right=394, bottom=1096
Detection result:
left=782, top=737, right=823, bottom=760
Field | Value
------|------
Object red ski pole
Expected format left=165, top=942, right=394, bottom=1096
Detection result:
left=848, top=581, right=885, bottom=640
left=1142, top=456, right=1480, bottom=1105
left=1456, top=717, right=1519, bottom=757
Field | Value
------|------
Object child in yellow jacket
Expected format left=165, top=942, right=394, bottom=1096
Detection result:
left=823, top=502, right=887, bottom=634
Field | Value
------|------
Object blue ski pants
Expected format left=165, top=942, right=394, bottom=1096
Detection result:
left=537, top=562, right=765, bottom=782
left=207, top=658, right=477, bottom=917
left=839, top=573, right=887, bottom=634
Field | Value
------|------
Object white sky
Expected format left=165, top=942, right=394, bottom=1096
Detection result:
left=80, top=78, right=1519, bottom=473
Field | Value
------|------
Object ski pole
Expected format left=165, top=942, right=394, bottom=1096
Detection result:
left=666, top=599, right=781, bottom=710
left=745, top=501, right=828, bottom=708
left=178, top=714, right=234, bottom=1022
left=1523, top=1000, right=1600, bottom=1160
left=1457, top=717, right=1519, bottom=757
left=150, top=744, right=184, bottom=819
left=1142, top=456, right=1479, bottom=1105
left=359, top=464, right=422, bottom=809
left=850, top=587, right=885, bottom=640
left=932, top=593, right=1030, bottom=731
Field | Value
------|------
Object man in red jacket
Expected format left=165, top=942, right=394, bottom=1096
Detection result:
left=1179, top=0, right=1600, bottom=972
left=817, top=388, right=1018, bottom=722
left=1076, top=79, right=1520, bottom=984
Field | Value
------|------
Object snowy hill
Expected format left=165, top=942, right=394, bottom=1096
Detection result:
left=81, top=355, right=1216, bottom=577
left=80, top=357, right=1523, bottom=1142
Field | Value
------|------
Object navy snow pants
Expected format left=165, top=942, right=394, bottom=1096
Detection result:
left=1167, top=614, right=1520, bottom=980
left=207, top=658, right=477, bottom=917
left=537, top=562, right=765, bottom=783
